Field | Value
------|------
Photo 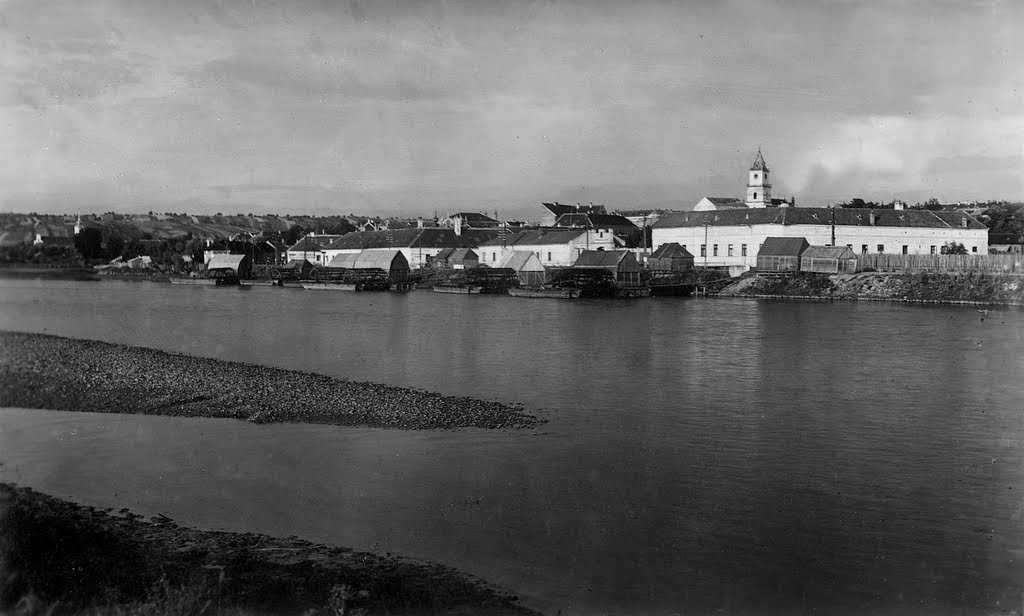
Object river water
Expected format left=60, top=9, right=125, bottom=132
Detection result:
left=1, top=279, right=1023, bottom=615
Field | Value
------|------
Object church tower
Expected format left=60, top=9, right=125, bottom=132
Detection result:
left=745, top=149, right=772, bottom=208
left=74, top=213, right=83, bottom=235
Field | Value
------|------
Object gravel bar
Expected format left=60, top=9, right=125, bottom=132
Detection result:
left=0, top=331, right=544, bottom=430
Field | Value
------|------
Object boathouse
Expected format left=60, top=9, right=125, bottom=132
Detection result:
left=800, top=245, right=858, bottom=274
left=449, top=248, right=479, bottom=269
left=648, top=243, right=695, bottom=271
left=206, top=253, right=252, bottom=279
left=328, top=249, right=410, bottom=284
left=496, top=251, right=546, bottom=286
left=277, top=259, right=313, bottom=279
left=756, top=237, right=809, bottom=272
left=573, top=250, right=642, bottom=285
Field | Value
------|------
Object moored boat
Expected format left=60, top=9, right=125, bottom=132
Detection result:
left=433, top=284, right=483, bottom=294
left=508, top=286, right=580, bottom=299
left=302, top=282, right=360, bottom=291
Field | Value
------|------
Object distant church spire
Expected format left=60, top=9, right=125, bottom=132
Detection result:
left=745, top=149, right=772, bottom=208
left=74, top=212, right=83, bottom=235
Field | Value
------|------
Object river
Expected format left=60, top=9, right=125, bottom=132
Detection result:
left=1, top=279, right=1022, bottom=615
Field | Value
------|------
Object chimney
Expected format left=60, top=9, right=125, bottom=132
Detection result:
left=454, top=216, right=462, bottom=236
left=961, top=217, right=968, bottom=228
left=417, top=217, right=423, bottom=229
left=869, top=212, right=877, bottom=226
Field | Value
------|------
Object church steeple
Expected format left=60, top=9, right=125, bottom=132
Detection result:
left=745, top=148, right=772, bottom=208
left=74, top=213, right=83, bottom=235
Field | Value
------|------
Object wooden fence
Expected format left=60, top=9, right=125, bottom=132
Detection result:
left=856, top=253, right=1024, bottom=274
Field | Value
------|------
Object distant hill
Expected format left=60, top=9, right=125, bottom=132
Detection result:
left=0, top=213, right=357, bottom=247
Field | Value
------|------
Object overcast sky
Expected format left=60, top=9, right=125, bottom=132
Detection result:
left=2, top=0, right=1021, bottom=217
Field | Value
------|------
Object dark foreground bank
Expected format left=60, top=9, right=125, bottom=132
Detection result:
left=0, top=484, right=538, bottom=615
left=0, top=331, right=543, bottom=430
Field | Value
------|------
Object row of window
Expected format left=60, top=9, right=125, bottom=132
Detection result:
left=694, top=244, right=748, bottom=258
left=850, top=244, right=978, bottom=255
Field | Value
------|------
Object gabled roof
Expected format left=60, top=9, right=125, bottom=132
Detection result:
left=328, top=249, right=409, bottom=270
left=325, top=228, right=500, bottom=250
left=449, top=212, right=498, bottom=223
left=757, top=237, right=809, bottom=257
left=479, top=228, right=586, bottom=247
left=751, top=149, right=769, bottom=172
left=554, top=213, right=638, bottom=229
left=279, top=259, right=312, bottom=270
left=705, top=197, right=747, bottom=207
left=653, top=208, right=988, bottom=230
left=496, top=251, right=545, bottom=272
left=650, top=242, right=694, bottom=259
left=433, top=247, right=457, bottom=262
left=449, top=248, right=477, bottom=261
left=801, top=246, right=857, bottom=260
left=207, top=253, right=248, bottom=270
left=573, top=250, right=635, bottom=268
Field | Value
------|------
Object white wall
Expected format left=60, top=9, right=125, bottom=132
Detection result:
left=651, top=224, right=990, bottom=269
left=479, top=230, right=616, bottom=268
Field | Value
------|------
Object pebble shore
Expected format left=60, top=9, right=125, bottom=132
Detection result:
left=0, top=331, right=544, bottom=430
left=0, top=483, right=538, bottom=615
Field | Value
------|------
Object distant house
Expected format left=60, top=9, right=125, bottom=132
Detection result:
left=693, top=197, right=747, bottom=212
left=496, top=251, right=546, bottom=286
left=553, top=212, right=638, bottom=235
left=285, top=234, right=346, bottom=265
left=126, top=255, right=153, bottom=269
left=478, top=228, right=616, bottom=268
left=449, top=248, right=479, bottom=269
left=441, top=212, right=500, bottom=229
left=573, top=250, right=642, bottom=284
left=206, top=253, right=252, bottom=279
left=431, top=247, right=457, bottom=269
left=800, top=245, right=858, bottom=274
left=277, top=259, right=314, bottom=279
left=648, top=243, right=694, bottom=271
left=756, top=237, right=810, bottom=272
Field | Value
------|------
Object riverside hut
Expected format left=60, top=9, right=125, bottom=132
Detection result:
left=648, top=243, right=695, bottom=271
left=801, top=245, right=858, bottom=274
left=573, top=250, right=642, bottom=286
left=431, top=248, right=457, bottom=269
left=496, top=251, right=546, bottom=286
left=206, top=253, right=252, bottom=279
left=449, top=248, right=479, bottom=269
left=277, top=259, right=313, bottom=279
left=328, top=249, right=410, bottom=285
left=756, top=237, right=810, bottom=272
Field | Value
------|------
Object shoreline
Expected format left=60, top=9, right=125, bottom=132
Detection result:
left=0, top=483, right=539, bottom=615
left=0, top=331, right=544, bottom=430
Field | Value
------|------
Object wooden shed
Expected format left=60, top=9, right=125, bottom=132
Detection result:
left=328, top=249, right=410, bottom=284
left=496, top=251, right=546, bottom=286
left=573, top=250, right=643, bottom=286
left=449, top=248, right=479, bottom=270
left=756, top=237, right=810, bottom=272
left=276, top=259, right=313, bottom=280
left=206, top=253, right=252, bottom=280
left=647, top=243, right=695, bottom=271
left=430, top=248, right=457, bottom=269
left=801, top=246, right=858, bottom=274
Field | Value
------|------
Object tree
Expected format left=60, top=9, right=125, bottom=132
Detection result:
left=105, top=236, right=125, bottom=259
left=74, top=227, right=103, bottom=261
left=941, top=242, right=968, bottom=255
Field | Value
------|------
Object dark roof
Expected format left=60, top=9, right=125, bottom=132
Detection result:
left=451, top=212, right=498, bottom=223
left=751, top=149, right=769, bottom=172
left=554, top=213, right=638, bottom=229
left=650, top=242, right=694, bottom=259
left=653, top=207, right=988, bottom=230
left=615, top=209, right=665, bottom=217
left=479, top=228, right=586, bottom=247
left=279, top=259, right=312, bottom=270
left=801, top=246, right=857, bottom=260
left=757, top=237, right=810, bottom=257
left=449, top=248, right=478, bottom=261
left=573, top=250, right=636, bottom=268
left=433, top=247, right=457, bottom=261
left=704, top=197, right=747, bottom=208
left=541, top=202, right=607, bottom=217
left=325, top=228, right=500, bottom=250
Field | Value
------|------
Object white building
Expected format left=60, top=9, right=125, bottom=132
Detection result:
left=285, top=233, right=346, bottom=265
left=652, top=207, right=989, bottom=272
left=320, top=227, right=500, bottom=269
left=477, top=228, right=618, bottom=268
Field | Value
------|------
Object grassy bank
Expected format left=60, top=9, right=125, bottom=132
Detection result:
left=0, top=484, right=537, bottom=615
left=0, top=331, right=544, bottom=430
left=719, top=272, right=1024, bottom=306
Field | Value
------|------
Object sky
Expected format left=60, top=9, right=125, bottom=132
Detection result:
left=1, top=0, right=1022, bottom=217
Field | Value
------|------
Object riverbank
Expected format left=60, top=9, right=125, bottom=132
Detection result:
left=0, top=484, right=538, bottom=615
left=718, top=271, right=1024, bottom=306
left=0, top=331, right=543, bottom=430
left=0, top=265, right=98, bottom=281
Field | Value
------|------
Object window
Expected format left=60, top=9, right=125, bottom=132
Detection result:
left=700, top=244, right=706, bottom=257
left=728, top=244, right=734, bottom=257
left=492, top=252, right=496, bottom=261
left=877, top=244, right=885, bottom=253
left=547, top=252, right=552, bottom=261
left=861, top=244, right=868, bottom=254
left=902, top=245, right=908, bottom=255
left=930, top=245, right=937, bottom=254
left=713, top=244, right=719, bottom=256
left=754, top=173, right=758, bottom=180
left=753, top=192, right=758, bottom=200
left=599, top=231, right=604, bottom=238
left=741, top=244, right=747, bottom=257
left=972, top=246, right=978, bottom=253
